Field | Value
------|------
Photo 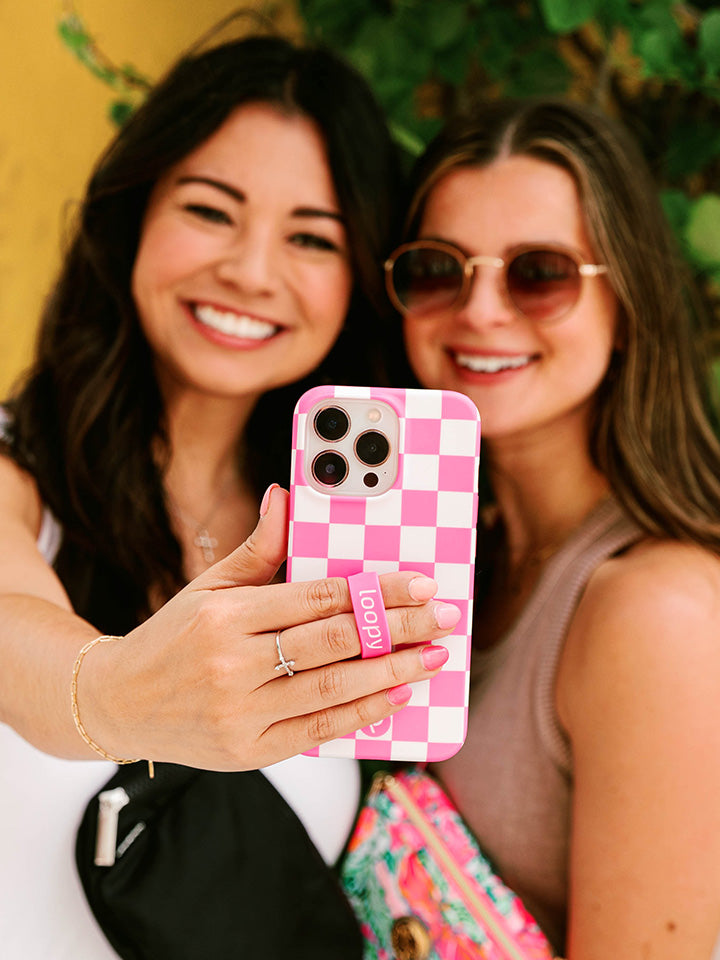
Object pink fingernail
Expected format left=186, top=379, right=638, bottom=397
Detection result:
left=408, top=576, right=438, bottom=602
left=259, top=483, right=277, bottom=517
left=387, top=684, right=412, bottom=706
left=421, top=645, right=449, bottom=671
left=434, top=602, right=461, bottom=630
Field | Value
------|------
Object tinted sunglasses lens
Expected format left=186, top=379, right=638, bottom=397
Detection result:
left=507, top=249, right=581, bottom=322
left=392, top=248, right=464, bottom=315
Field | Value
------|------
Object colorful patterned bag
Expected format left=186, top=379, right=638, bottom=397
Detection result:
left=340, top=769, right=558, bottom=960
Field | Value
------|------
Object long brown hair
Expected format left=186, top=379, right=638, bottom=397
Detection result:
left=5, top=34, right=401, bottom=632
left=405, top=99, right=720, bottom=551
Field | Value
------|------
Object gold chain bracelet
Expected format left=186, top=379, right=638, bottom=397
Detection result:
left=71, top=634, right=154, bottom=778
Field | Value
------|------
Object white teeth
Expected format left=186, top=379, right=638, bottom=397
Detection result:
left=454, top=353, right=532, bottom=373
left=194, top=304, right=277, bottom=340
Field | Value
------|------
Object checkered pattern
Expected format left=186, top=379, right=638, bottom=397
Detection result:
left=288, top=386, right=481, bottom=762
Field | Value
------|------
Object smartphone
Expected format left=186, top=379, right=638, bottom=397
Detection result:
left=287, top=385, right=480, bottom=762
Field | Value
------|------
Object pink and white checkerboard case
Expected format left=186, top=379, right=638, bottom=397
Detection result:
left=287, top=385, right=481, bottom=762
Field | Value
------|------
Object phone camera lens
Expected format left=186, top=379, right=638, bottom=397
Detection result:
left=355, top=431, right=389, bottom=466
left=314, top=407, right=349, bottom=442
left=312, top=451, right=348, bottom=487
left=363, top=472, right=379, bottom=488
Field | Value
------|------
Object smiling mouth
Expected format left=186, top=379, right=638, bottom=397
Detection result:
left=452, top=352, right=535, bottom=373
left=193, top=304, right=280, bottom=340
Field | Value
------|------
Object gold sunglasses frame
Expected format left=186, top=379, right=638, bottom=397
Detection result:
left=384, top=239, right=608, bottom=322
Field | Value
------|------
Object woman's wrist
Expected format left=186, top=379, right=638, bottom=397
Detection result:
left=70, top=631, right=154, bottom=775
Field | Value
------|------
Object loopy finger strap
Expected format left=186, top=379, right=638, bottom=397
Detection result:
left=348, top=571, right=392, bottom=658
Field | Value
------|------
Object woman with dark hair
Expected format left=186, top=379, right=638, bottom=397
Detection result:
left=385, top=98, right=720, bottom=958
left=0, top=33, right=457, bottom=958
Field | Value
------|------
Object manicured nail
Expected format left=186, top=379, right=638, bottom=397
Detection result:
left=421, top=645, right=449, bottom=671
left=259, top=484, right=277, bottom=517
left=408, top=576, right=438, bottom=602
left=434, top=602, right=461, bottom=630
left=387, top=684, right=413, bottom=706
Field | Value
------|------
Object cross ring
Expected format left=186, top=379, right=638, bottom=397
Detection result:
left=274, top=630, right=296, bottom=677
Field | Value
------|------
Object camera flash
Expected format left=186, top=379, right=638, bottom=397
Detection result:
left=367, top=408, right=382, bottom=424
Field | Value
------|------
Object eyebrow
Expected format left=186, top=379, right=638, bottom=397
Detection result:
left=176, top=176, right=344, bottom=223
left=177, top=175, right=244, bottom=202
left=294, top=206, right=345, bottom=224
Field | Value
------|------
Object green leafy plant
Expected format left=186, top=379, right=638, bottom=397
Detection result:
left=299, top=0, right=720, bottom=312
left=58, top=9, right=152, bottom=126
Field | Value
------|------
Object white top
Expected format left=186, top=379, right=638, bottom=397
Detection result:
left=0, top=417, right=360, bottom=958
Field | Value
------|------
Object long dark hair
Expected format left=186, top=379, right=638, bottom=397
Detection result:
left=5, top=34, right=401, bottom=632
left=404, top=99, right=720, bottom=551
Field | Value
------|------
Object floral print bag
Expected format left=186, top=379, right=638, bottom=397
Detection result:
left=340, top=768, right=558, bottom=960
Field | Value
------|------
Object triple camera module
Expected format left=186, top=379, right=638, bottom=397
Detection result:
left=307, top=400, right=398, bottom=496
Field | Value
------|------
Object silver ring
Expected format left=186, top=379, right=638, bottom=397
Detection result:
left=273, top=630, right=295, bottom=677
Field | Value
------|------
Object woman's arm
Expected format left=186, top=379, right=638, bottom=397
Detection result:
left=0, top=459, right=456, bottom=766
left=558, top=539, right=720, bottom=960
left=0, top=453, right=101, bottom=754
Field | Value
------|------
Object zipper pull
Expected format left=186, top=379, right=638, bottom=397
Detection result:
left=94, top=787, right=130, bottom=867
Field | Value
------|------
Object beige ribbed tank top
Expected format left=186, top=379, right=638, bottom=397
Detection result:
left=435, top=497, right=643, bottom=954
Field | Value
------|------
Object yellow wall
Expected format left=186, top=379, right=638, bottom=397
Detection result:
left=0, top=0, right=297, bottom=398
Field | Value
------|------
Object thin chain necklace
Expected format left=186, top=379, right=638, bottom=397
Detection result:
left=167, top=476, right=234, bottom=565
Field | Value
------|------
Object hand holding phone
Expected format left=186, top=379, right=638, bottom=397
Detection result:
left=287, top=386, right=480, bottom=762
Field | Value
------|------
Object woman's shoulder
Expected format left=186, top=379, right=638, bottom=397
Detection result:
left=585, top=536, right=720, bottom=621
left=557, top=536, right=720, bottom=758
left=0, top=434, right=45, bottom=541
left=559, top=537, right=720, bottom=715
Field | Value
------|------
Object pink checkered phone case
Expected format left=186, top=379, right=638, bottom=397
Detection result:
left=287, top=385, right=481, bottom=762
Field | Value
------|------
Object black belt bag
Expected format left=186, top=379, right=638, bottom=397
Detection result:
left=75, top=762, right=363, bottom=959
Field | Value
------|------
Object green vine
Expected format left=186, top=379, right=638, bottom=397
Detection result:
left=58, top=7, right=152, bottom=126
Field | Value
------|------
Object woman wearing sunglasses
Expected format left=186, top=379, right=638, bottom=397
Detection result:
left=386, top=99, right=720, bottom=959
